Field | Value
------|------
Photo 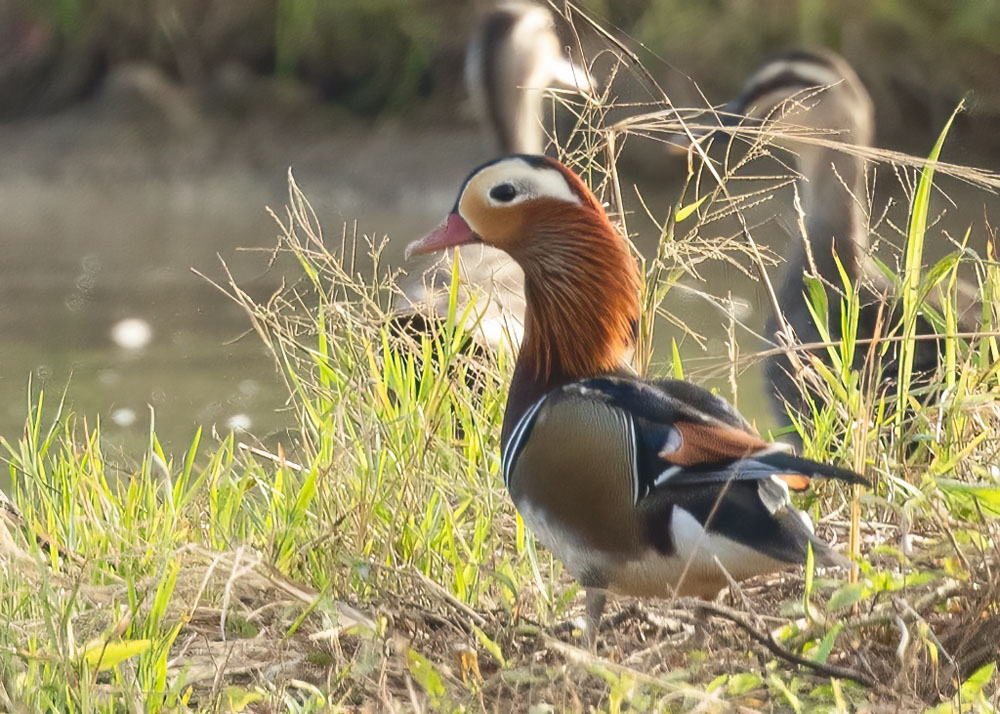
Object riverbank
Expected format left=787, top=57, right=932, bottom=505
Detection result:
left=2, top=162, right=998, bottom=710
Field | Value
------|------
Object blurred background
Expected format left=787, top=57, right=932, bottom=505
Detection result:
left=1, top=0, right=998, bottom=453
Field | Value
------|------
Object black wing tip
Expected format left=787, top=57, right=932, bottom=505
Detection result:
left=763, top=507, right=854, bottom=569
left=806, top=458, right=870, bottom=488
left=822, top=464, right=870, bottom=488
left=761, top=451, right=870, bottom=488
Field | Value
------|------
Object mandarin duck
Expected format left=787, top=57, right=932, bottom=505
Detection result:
left=466, top=1, right=594, bottom=156
left=715, top=50, right=978, bottom=424
left=406, top=155, right=867, bottom=635
left=399, top=3, right=594, bottom=350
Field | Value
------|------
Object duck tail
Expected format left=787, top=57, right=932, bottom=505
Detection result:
left=755, top=449, right=869, bottom=488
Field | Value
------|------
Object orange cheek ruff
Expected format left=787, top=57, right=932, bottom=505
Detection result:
left=515, top=200, right=640, bottom=378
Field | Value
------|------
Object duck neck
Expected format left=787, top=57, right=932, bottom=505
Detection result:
left=502, top=226, right=640, bottom=446
left=782, top=149, right=868, bottom=305
left=490, top=89, right=545, bottom=155
left=508, top=88, right=545, bottom=154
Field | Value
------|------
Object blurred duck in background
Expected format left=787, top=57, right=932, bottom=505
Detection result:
left=466, top=1, right=594, bottom=154
left=718, top=50, right=977, bottom=426
left=399, top=2, right=595, bottom=350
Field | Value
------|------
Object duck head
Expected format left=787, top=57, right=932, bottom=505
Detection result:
left=720, top=50, right=874, bottom=181
left=407, top=155, right=640, bottom=431
left=709, top=49, right=876, bottom=280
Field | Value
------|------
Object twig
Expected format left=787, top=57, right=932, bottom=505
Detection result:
left=688, top=599, right=879, bottom=690
left=237, top=442, right=304, bottom=472
left=409, top=567, right=487, bottom=627
left=541, top=633, right=712, bottom=703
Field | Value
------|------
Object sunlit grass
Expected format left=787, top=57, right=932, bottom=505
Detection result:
left=3, top=74, right=1000, bottom=714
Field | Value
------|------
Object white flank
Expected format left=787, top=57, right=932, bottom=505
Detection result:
left=668, top=506, right=783, bottom=587
left=518, top=500, right=788, bottom=600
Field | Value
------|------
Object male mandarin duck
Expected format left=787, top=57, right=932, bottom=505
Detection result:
left=406, top=155, right=867, bottom=635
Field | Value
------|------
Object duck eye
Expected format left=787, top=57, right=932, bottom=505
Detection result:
left=489, top=183, right=517, bottom=203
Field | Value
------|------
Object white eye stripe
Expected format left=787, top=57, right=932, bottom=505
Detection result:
left=478, top=158, right=582, bottom=208
left=526, top=164, right=582, bottom=205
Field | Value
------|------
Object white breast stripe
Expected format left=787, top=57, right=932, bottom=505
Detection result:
left=670, top=506, right=782, bottom=584
left=484, top=160, right=581, bottom=207
left=627, top=412, right=639, bottom=505
left=502, top=395, right=548, bottom=488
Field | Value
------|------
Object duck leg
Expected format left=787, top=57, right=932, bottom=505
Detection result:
left=584, top=589, right=607, bottom=647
